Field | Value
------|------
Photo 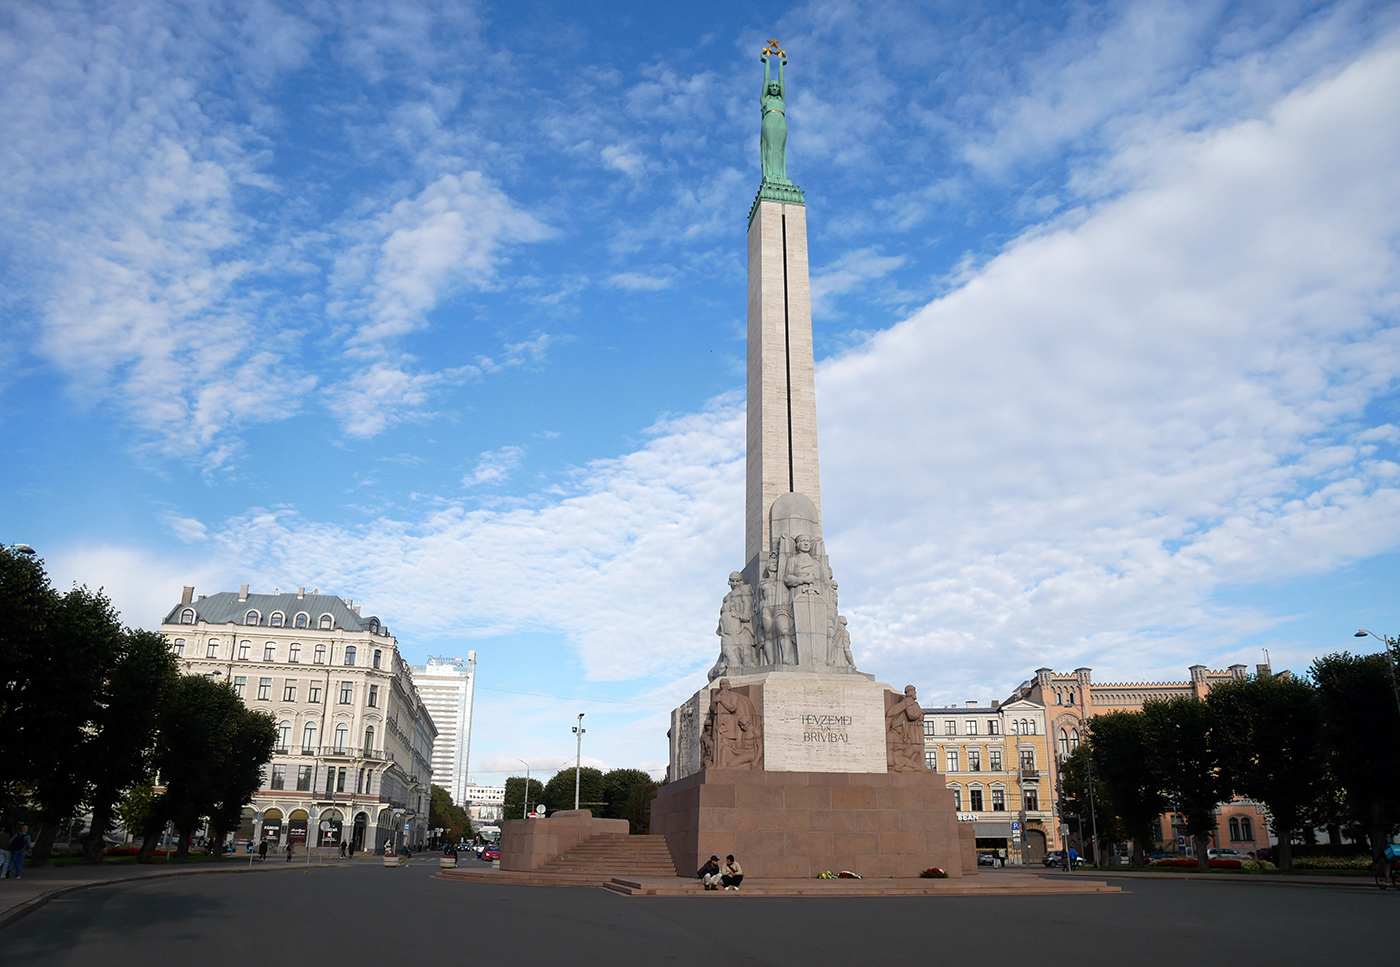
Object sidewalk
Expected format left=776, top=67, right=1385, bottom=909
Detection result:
left=0, top=854, right=345, bottom=929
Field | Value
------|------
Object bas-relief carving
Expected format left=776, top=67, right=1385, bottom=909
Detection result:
left=700, top=679, right=764, bottom=771
left=885, top=685, right=928, bottom=773
left=708, top=492, right=858, bottom=680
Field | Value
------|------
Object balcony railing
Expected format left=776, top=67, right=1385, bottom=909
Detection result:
left=1019, top=768, right=1040, bottom=780
left=315, top=746, right=391, bottom=760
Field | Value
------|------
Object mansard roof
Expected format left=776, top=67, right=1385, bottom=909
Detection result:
left=164, top=590, right=389, bottom=636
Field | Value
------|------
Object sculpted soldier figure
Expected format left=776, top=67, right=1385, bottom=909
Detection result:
left=715, top=572, right=755, bottom=667
left=760, top=544, right=794, bottom=664
left=783, top=534, right=823, bottom=593
left=832, top=615, right=854, bottom=667
left=885, top=685, right=926, bottom=773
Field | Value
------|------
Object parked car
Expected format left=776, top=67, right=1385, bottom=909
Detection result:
left=1207, top=848, right=1245, bottom=860
left=1042, top=850, right=1083, bottom=869
left=1147, top=851, right=1174, bottom=862
left=976, top=852, right=996, bottom=866
left=481, top=846, right=501, bottom=861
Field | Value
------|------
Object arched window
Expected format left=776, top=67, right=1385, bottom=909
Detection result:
left=313, top=643, right=326, bottom=664
left=289, top=643, right=301, bottom=663
left=263, top=643, right=276, bottom=661
left=1010, top=719, right=1019, bottom=735
left=1229, top=817, right=1241, bottom=841
left=180, top=608, right=195, bottom=624
left=319, top=614, right=333, bottom=630
left=302, top=723, right=317, bottom=751
left=295, top=613, right=308, bottom=629
left=363, top=726, right=375, bottom=752
left=270, top=612, right=284, bottom=628
left=1241, top=817, right=1254, bottom=841
left=333, top=724, right=348, bottom=751
left=1057, top=729, right=1070, bottom=758
left=172, top=638, right=185, bottom=656
left=1027, top=720, right=1036, bottom=735
left=206, top=639, right=219, bottom=658
left=1070, top=729, right=1080, bottom=750
left=344, top=645, right=357, bottom=666
left=368, top=618, right=380, bottom=633
left=277, top=721, right=291, bottom=749
left=245, top=610, right=260, bottom=625
left=373, top=649, right=382, bottom=669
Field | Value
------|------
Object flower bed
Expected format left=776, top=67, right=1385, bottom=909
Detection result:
left=1291, top=855, right=1371, bottom=870
left=1148, top=858, right=1242, bottom=869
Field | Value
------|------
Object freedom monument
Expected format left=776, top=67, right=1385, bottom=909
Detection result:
left=652, top=42, right=975, bottom=879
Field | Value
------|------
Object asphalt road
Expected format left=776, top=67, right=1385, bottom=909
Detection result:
left=6, top=863, right=1393, bottom=966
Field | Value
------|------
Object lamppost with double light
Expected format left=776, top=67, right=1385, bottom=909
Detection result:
left=515, top=758, right=532, bottom=820
left=1354, top=630, right=1400, bottom=721
left=572, top=714, right=586, bottom=811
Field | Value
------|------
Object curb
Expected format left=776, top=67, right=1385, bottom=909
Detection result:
left=0, top=860, right=344, bottom=931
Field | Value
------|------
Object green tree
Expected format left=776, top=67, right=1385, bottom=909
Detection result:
left=140, top=676, right=275, bottom=860
left=601, top=768, right=652, bottom=820
left=1143, top=696, right=1232, bottom=872
left=502, top=776, right=545, bottom=820
left=1059, top=744, right=1125, bottom=862
left=429, top=784, right=472, bottom=842
left=1312, top=651, right=1400, bottom=861
left=23, top=584, right=126, bottom=865
left=542, top=767, right=604, bottom=814
left=116, top=783, right=158, bottom=841
left=79, top=629, right=180, bottom=861
left=1207, top=673, right=1323, bottom=872
left=1087, top=711, right=1164, bottom=868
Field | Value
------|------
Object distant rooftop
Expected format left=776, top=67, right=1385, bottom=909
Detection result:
left=164, top=586, right=389, bottom=637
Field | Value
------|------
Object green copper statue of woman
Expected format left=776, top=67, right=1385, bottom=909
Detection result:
left=760, top=47, right=788, bottom=184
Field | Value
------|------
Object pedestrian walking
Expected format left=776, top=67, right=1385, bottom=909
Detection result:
left=285, top=842, right=294, bottom=863
left=1067, top=846, right=1078, bottom=871
left=339, top=840, right=347, bottom=859
left=257, top=840, right=268, bottom=862
left=8, top=825, right=33, bottom=879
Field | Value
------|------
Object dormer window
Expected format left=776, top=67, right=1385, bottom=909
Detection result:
left=295, top=613, right=308, bottom=629
left=180, top=609, right=195, bottom=624
left=368, top=618, right=380, bottom=633
left=244, top=610, right=260, bottom=625
left=270, top=612, right=284, bottom=628
left=318, top=614, right=333, bottom=630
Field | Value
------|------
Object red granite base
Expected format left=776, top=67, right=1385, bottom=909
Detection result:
left=651, top=769, right=976, bottom=879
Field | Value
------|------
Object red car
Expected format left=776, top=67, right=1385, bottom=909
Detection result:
left=481, top=846, right=501, bottom=861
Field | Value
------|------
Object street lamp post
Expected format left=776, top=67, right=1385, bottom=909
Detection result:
left=572, top=714, right=586, bottom=811
left=1354, top=630, right=1400, bottom=721
left=515, top=758, right=532, bottom=820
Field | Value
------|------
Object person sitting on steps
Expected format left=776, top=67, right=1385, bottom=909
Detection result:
left=698, top=855, right=722, bottom=890
left=722, top=855, right=744, bottom=891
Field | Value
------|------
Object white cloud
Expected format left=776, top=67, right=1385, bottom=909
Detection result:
left=161, top=514, right=209, bottom=544
left=346, top=173, right=554, bottom=352
left=606, top=272, right=674, bottom=291
left=809, top=247, right=907, bottom=315
left=463, top=446, right=527, bottom=487
left=130, top=37, right=1400, bottom=708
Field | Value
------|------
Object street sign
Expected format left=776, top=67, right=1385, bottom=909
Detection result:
left=1011, top=821, right=1021, bottom=830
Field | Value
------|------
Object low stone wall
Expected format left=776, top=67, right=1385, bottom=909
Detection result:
left=499, top=810, right=629, bottom=872
left=652, top=769, right=976, bottom=878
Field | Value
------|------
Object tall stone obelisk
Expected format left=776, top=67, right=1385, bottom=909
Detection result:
left=744, top=59, right=820, bottom=587
left=652, top=41, right=974, bottom=881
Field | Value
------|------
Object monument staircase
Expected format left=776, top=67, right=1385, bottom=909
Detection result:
left=536, top=833, right=679, bottom=877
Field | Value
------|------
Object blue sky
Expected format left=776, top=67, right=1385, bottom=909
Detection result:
left=4, top=0, right=1400, bottom=781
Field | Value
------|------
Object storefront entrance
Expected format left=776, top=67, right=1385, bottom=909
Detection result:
left=288, top=809, right=309, bottom=845
left=261, top=808, right=283, bottom=843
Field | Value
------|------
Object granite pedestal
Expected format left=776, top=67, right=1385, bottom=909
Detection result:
left=652, top=768, right=976, bottom=879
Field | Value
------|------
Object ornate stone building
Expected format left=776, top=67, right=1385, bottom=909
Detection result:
left=1005, top=664, right=1278, bottom=858
left=161, top=585, right=436, bottom=852
left=921, top=699, right=1059, bottom=864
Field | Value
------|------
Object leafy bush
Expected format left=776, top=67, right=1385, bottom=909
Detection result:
left=1239, top=859, right=1277, bottom=871
left=1148, top=858, right=1242, bottom=869
left=919, top=867, right=949, bottom=878
left=1291, top=855, right=1371, bottom=870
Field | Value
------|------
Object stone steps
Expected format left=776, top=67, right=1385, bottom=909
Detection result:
left=601, top=873, right=1123, bottom=897
left=536, top=834, right=679, bottom=877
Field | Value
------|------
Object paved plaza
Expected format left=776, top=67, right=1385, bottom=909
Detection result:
left=4, top=863, right=1392, bottom=966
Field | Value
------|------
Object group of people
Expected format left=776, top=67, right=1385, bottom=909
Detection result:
left=697, top=854, right=744, bottom=891
left=1, top=824, right=32, bottom=879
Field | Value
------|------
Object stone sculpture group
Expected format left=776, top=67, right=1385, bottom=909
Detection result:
left=710, top=492, right=857, bottom=681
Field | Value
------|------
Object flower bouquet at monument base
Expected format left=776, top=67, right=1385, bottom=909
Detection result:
left=816, top=870, right=863, bottom=879
left=919, top=867, right=949, bottom=879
